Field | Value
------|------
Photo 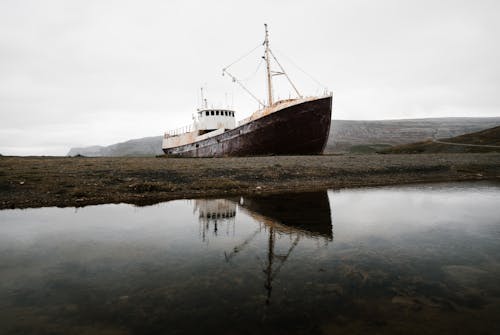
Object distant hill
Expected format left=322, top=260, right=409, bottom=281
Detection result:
left=67, top=136, right=163, bottom=157
left=326, top=117, right=500, bottom=153
left=67, top=117, right=500, bottom=156
left=382, top=126, right=500, bottom=154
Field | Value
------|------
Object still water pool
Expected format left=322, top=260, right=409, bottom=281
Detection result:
left=1, top=182, right=500, bottom=334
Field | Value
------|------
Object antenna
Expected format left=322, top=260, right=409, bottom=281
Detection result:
left=200, top=87, right=205, bottom=109
left=200, top=86, right=208, bottom=109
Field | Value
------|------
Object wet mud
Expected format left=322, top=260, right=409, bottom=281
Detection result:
left=1, top=153, right=499, bottom=209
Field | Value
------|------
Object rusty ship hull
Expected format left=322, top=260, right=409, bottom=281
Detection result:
left=163, top=96, right=332, bottom=157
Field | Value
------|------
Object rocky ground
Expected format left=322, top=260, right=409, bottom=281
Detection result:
left=1, top=153, right=499, bottom=209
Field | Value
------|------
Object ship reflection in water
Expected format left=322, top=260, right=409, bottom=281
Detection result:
left=1, top=183, right=500, bottom=335
left=195, top=192, right=333, bottom=305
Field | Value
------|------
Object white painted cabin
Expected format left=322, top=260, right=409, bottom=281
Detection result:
left=163, top=109, right=237, bottom=149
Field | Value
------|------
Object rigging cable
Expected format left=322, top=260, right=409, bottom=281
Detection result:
left=223, top=43, right=262, bottom=71
left=223, top=68, right=265, bottom=107
left=241, top=57, right=264, bottom=82
left=222, top=43, right=266, bottom=107
left=273, top=48, right=329, bottom=91
left=269, top=48, right=302, bottom=98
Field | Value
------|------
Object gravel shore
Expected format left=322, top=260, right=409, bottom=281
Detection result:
left=1, top=153, right=499, bottom=209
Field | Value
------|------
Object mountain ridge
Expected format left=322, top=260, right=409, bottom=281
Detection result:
left=67, top=117, right=500, bottom=156
left=382, top=125, right=500, bottom=154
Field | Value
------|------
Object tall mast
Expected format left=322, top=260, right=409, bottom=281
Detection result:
left=264, top=23, right=273, bottom=107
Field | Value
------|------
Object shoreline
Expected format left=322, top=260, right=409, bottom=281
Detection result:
left=1, top=153, right=499, bottom=209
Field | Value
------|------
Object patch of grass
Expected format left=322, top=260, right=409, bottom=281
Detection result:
left=25, top=175, right=42, bottom=182
left=71, top=190, right=87, bottom=198
left=0, top=180, right=11, bottom=192
left=127, top=182, right=164, bottom=193
left=349, top=144, right=393, bottom=154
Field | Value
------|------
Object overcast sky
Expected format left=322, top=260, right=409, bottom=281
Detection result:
left=1, top=0, right=499, bottom=155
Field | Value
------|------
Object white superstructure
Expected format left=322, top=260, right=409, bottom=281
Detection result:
left=195, top=109, right=236, bottom=131
left=163, top=108, right=237, bottom=149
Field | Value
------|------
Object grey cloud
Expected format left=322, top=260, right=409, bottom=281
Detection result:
left=0, top=0, right=499, bottom=155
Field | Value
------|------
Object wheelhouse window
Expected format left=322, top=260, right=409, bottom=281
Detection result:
left=216, top=111, right=219, bottom=116
left=211, top=111, right=214, bottom=116
left=206, top=111, right=209, bottom=116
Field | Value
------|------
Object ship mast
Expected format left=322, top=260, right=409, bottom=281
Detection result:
left=223, top=24, right=304, bottom=108
left=264, top=23, right=273, bottom=107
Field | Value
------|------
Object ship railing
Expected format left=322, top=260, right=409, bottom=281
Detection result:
left=167, top=124, right=193, bottom=137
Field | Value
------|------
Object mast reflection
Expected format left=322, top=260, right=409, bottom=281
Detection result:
left=194, top=191, right=333, bottom=305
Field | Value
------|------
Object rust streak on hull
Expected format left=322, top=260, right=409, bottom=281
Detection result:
left=163, top=96, right=332, bottom=157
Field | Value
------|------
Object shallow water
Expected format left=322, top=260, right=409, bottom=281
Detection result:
left=1, top=182, right=500, bottom=334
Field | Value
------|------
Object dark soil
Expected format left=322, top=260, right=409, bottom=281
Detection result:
left=1, top=153, right=499, bottom=209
